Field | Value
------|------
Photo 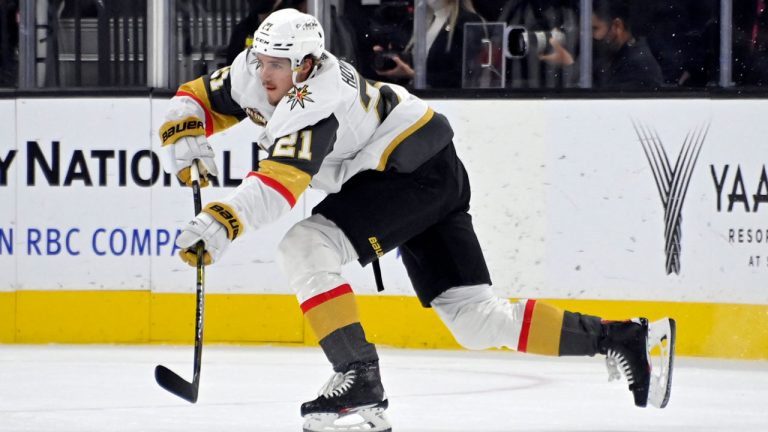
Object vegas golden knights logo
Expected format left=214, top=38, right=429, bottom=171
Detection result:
left=633, top=120, right=709, bottom=275
left=287, top=85, right=314, bottom=110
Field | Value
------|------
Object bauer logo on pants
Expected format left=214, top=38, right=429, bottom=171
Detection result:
left=368, top=236, right=384, bottom=258
left=633, top=120, right=709, bottom=275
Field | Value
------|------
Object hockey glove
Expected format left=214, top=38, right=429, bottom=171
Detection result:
left=159, top=116, right=218, bottom=187
left=176, top=202, right=244, bottom=266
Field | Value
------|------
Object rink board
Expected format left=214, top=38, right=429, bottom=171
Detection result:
left=1, top=291, right=767, bottom=360
left=1, top=96, right=768, bottom=358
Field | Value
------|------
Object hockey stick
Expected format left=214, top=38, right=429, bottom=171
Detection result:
left=155, top=161, right=206, bottom=403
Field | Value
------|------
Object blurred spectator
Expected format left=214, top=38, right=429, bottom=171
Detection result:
left=474, top=0, right=508, bottom=21
left=644, top=0, right=718, bottom=87
left=225, top=0, right=307, bottom=65
left=371, top=0, right=485, bottom=88
left=541, top=0, right=663, bottom=88
left=327, top=1, right=362, bottom=67
left=341, top=1, right=413, bottom=81
left=0, top=0, right=18, bottom=87
left=733, top=0, right=768, bottom=86
left=499, top=0, right=580, bottom=89
left=591, top=0, right=663, bottom=87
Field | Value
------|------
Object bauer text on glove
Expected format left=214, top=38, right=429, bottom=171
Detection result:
left=176, top=202, right=244, bottom=266
left=159, top=116, right=219, bottom=187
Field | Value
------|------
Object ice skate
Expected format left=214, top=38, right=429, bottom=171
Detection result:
left=301, top=361, right=391, bottom=432
left=601, top=317, right=676, bottom=408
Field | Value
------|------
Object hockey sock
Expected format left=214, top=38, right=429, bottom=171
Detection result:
left=516, top=300, right=565, bottom=355
left=516, top=300, right=603, bottom=356
left=558, top=311, right=603, bottom=356
left=300, top=284, right=379, bottom=371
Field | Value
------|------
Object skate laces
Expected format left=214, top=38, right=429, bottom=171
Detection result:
left=318, top=370, right=357, bottom=398
left=605, top=348, right=634, bottom=384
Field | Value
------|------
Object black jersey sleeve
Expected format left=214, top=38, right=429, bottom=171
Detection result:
left=175, top=66, right=247, bottom=135
left=251, top=114, right=340, bottom=206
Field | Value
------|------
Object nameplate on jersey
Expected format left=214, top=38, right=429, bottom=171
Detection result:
left=339, top=60, right=372, bottom=111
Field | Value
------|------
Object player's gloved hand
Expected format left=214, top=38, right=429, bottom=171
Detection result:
left=159, top=116, right=218, bottom=187
left=176, top=202, right=244, bottom=266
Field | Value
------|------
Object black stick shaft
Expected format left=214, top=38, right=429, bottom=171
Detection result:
left=154, top=161, right=206, bottom=403
left=191, top=162, right=205, bottom=389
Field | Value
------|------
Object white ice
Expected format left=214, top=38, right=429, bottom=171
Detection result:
left=0, top=345, right=766, bottom=432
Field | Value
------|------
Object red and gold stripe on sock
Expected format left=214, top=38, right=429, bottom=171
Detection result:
left=517, top=300, right=566, bottom=356
left=300, top=284, right=361, bottom=341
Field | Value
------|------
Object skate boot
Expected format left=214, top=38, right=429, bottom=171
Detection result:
left=600, top=317, right=676, bottom=408
left=301, top=361, right=391, bottom=432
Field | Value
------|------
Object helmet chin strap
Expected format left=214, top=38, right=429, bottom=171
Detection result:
left=291, top=62, right=319, bottom=86
left=291, top=70, right=302, bottom=87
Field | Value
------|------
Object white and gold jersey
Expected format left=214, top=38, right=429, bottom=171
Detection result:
left=161, top=50, right=453, bottom=234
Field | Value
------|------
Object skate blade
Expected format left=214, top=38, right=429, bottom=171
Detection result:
left=647, top=317, right=676, bottom=408
left=302, top=406, right=392, bottom=432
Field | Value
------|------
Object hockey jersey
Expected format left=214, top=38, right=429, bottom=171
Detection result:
left=162, top=50, right=454, bottom=234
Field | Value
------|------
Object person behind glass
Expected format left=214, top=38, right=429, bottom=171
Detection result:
left=224, top=0, right=307, bottom=65
left=733, top=0, right=768, bottom=86
left=373, top=0, right=484, bottom=88
left=541, top=0, right=663, bottom=88
left=0, top=0, right=19, bottom=87
left=643, top=0, right=719, bottom=87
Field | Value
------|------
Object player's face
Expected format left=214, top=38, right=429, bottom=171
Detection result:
left=255, top=53, right=295, bottom=106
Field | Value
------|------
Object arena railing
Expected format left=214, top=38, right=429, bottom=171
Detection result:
left=3, top=0, right=768, bottom=96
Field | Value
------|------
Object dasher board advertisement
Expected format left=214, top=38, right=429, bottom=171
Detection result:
left=1, top=97, right=766, bottom=305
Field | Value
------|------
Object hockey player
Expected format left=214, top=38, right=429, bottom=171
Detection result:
left=159, top=9, right=675, bottom=432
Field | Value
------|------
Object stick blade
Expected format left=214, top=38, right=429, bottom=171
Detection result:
left=155, top=365, right=199, bottom=403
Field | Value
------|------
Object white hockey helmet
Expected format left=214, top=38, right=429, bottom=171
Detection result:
left=251, top=9, right=325, bottom=70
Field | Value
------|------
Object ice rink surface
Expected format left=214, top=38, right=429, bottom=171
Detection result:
left=0, top=345, right=766, bottom=432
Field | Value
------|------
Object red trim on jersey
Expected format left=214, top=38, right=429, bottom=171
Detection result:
left=176, top=90, right=214, bottom=137
left=517, top=299, right=537, bottom=352
left=300, top=284, right=353, bottom=313
left=247, top=171, right=297, bottom=208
